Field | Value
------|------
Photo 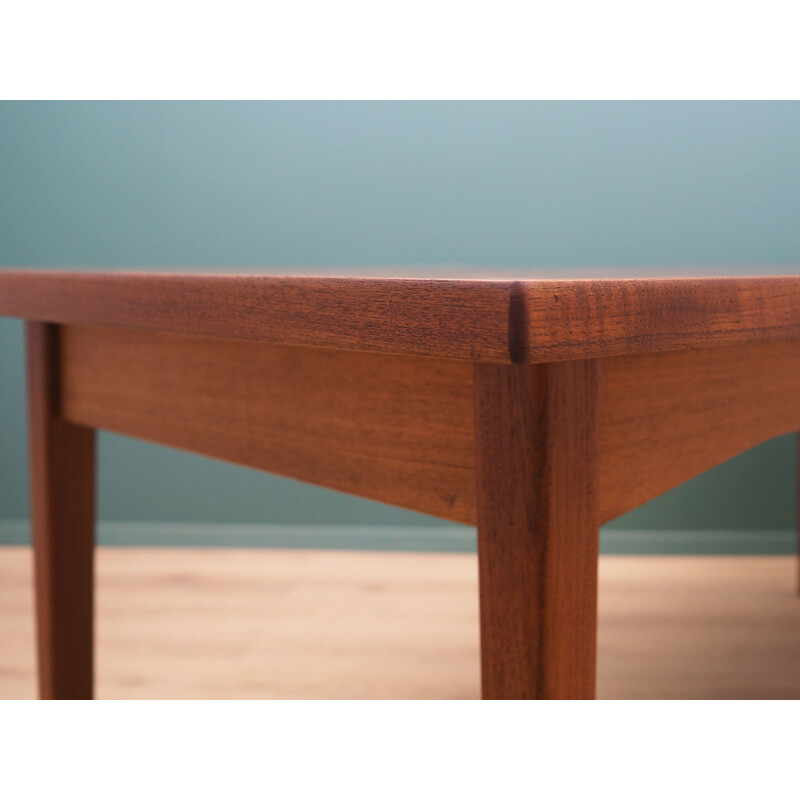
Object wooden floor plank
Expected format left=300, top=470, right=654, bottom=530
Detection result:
left=1, top=547, right=798, bottom=699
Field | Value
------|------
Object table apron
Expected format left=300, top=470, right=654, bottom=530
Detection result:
left=54, top=324, right=800, bottom=526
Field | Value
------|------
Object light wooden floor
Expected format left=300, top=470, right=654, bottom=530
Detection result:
left=1, top=546, right=798, bottom=699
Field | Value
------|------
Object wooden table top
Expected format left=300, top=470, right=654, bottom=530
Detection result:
left=2, top=268, right=800, bottom=363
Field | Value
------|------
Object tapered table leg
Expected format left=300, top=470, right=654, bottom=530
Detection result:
left=26, top=322, right=96, bottom=699
left=474, top=359, right=600, bottom=700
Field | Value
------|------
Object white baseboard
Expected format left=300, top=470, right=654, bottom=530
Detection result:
left=0, top=520, right=795, bottom=554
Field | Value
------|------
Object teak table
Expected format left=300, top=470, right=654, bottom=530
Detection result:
left=2, top=269, right=800, bottom=700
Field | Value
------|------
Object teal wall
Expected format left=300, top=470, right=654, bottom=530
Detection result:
left=1, top=101, right=799, bottom=536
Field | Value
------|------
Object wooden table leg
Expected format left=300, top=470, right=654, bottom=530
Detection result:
left=474, top=359, right=600, bottom=699
left=26, top=322, right=96, bottom=700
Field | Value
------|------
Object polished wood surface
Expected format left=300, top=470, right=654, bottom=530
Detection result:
left=26, top=323, right=95, bottom=699
left=474, top=360, right=599, bottom=699
left=4, top=270, right=800, bottom=363
left=58, top=325, right=800, bottom=529
left=599, top=339, right=800, bottom=522
left=4, top=268, right=800, bottom=700
left=514, top=276, right=800, bottom=362
left=60, top=325, right=475, bottom=522
left=0, top=271, right=518, bottom=362
left=2, top=547, right=799, bottom=700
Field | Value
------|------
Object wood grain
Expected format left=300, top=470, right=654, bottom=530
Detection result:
left=26, top=322, right=96, bottom=700
left=60, top=325, right=476, bottom=523
left=58, top=326, right=800, bottom=527
left=515, top=276, right=800, bottom=362
left=4, top=270, right=800, bottom=363
left=474, top=359, right=600, bottom=699
left=8, top=268, right=800, bottom=703
left=0, top=271, right=516, bottom=362
left=598, top=339, right=800, bottom=523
